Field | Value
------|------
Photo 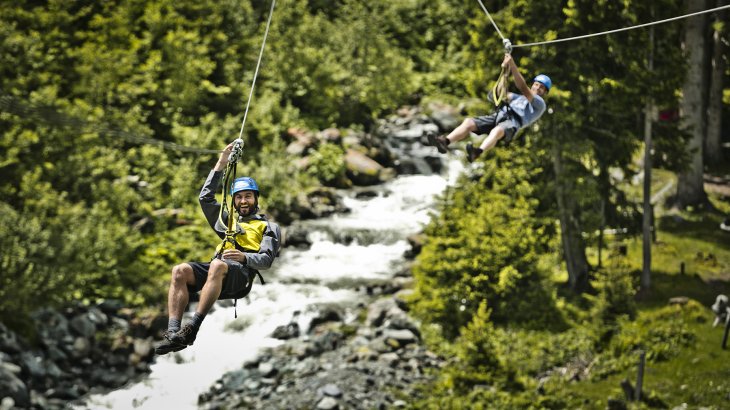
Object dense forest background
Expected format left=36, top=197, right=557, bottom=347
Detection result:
left=1, top=0, right=729, bottom=408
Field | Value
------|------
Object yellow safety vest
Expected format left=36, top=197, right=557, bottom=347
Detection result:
left=215, top=219, right=268, bottom=254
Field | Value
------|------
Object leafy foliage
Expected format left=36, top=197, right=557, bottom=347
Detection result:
left=411, top=144, right=564, bottom=339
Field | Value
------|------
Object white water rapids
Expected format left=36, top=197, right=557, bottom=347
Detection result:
left=78, top=159, right=463, bottom=410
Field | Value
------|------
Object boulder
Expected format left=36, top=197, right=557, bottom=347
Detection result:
left=427, top=102, right=461, bottom=132
left=0, top=324, right=23, bottom=354
left=0, top=366, right=29, bottom=408
left=366, top=298, right=405, bottom=328
left=345, top=149, right=384, bottom=186
left=272, top=322, right=300, bottom=340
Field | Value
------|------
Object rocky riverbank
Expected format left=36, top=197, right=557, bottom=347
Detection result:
left=0, top=301, right=165, bottom=409
left=198, top=275, right=445, bottom=410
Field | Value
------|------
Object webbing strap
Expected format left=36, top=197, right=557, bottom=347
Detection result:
left=491, top=65, right=509, bottom=107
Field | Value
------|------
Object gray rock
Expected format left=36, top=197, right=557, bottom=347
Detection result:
left=87, top=307, right=109, bottom=327
left=320, top=383, right=342, bottom=398
left=71, top=336, right=91, bottom=359
left=317, top=396, right=339, bottom=410
left=272, top=322, right=300, bottom=340
left=0, top=362, right=21, bottom=375
left=70, top=313, right=97, bottom=338
left=32, top=309, right=70, bottom=341
left=308, top=307, right=343, bottom=332
left=0, top=365, right=29, bottom=407
left=286, top=140, right=309, bottom=156
left=378, top=352, right=400, bottom=367
left=258, top=362, right=277, bottom=378
left=45, top=360, right=63, bottom=380
left=366, top=298, right=404, bottom=327
left=19, top=352, right=46, bottom=380
left=46, top=345, right=68, bottom=362
left=393, top=128, right=423, bottom=140
left=383, top=329, right=418, bottom=346
left=428, top=102, right=460, bottom=131
left=133, top=337, right=153, bottom=358
left=385, top=317, right=421, bottom=339
left=97, top=299, right=124, bottom=315
left=0, top=324, right=23, bottom=354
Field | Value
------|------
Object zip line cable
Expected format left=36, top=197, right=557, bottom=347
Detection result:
left=512, top=4, right=730, bottom=48
left=214, top=0, right=277, bottom=266
left=475, top=0, right=506, bottom=41
left=475, top=1, right=730, bottom=50
left=238, top=0, right=276, bottom=141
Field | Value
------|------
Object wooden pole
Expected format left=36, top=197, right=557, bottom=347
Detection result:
left=635, top=350, right=646, bottom=401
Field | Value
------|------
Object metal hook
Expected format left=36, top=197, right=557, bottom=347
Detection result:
left=228, top=138, right=245, bottom=163
left=503, top=38, right=513, bottom=54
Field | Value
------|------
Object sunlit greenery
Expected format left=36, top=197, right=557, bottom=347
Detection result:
left=1, top=0, right=728, bottom=408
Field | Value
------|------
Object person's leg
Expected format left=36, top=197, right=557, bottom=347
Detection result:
left=196, top=258, right=228, bottom=316
left=478, top=125, right=506, bottom=152
left=466, top=126, right=507, bottom=163
left=168, top=263, right=196, bottom=326
left=155, top=263, right=198, bottom=355
left=445, top=118, right=478, bottom=144
left=172, top=259, right=229, bottom=345
left=429, top=118, right=478, bottom=154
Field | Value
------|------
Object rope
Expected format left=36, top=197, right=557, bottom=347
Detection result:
left=215, top=0, right=277, bottom=259
left=513, top=4, right=730, bottom=48
left=238, top=0, right=276, bottom=141
left=475, top=0, right=506, bottom=41
left=0, top=94, right=220, bottom=155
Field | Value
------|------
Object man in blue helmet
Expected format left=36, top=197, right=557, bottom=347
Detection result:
left=155, top=142, right=281, bottom=355
left=428, top=54, right=551, bottom=162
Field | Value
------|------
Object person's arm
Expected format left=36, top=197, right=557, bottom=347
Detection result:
left=504, top=54, right=535, bottom=103
left=199, top=143, right=234, bottom=231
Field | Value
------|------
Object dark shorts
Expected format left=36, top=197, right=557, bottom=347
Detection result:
left=186, top=259, right=253, bottom=300
left=472, top=112, right=519, bottom=143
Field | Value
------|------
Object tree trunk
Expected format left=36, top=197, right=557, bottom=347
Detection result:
left=705, top=0, right=726, bottom=166
left=552, top=137, right=590, bottom=293
left=676, top=0, right=709, bottom=208
left=642, top=25, right=654, bottom=291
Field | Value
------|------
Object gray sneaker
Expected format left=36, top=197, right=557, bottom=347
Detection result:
left=466, top=143, right=483, bottom=163
left=427, top=133, right=449, bottom=154
left=170, top=324, right=198, bottom=346
left=154, top=330, right=187, bottom=355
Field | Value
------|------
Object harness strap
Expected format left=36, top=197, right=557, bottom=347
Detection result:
left=490, top=65, right=509, bottom=107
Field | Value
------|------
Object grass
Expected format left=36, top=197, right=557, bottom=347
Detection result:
left=557, top=170, right=730, bottom=409
left=556, top=310, right=730, bottom=410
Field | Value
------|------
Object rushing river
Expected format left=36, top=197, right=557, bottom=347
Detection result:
left=78, top=155, right=463, bottom=410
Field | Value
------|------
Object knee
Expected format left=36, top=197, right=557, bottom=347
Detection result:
left=171, top=263, right=192, bottom=284
left=463, top=118, right=477, bottom=131
left=207, top=259, right=228, bottom=282
left=492, top=126, right=506, bottom=139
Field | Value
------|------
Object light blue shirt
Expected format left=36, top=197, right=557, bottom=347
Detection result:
left=502, top=93, right=546, bottom=129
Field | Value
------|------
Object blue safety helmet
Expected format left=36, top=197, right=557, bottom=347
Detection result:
left=230, top=177, right=260, bottom=196
left=533, top=74, right=552, bottom=92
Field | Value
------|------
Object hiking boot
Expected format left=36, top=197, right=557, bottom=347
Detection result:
left=466, top=142, right=483, bottom=163
left=427, top=132, right=449, bottom=154
left=154, top=330, right=187, bottom=355
left=170, top=324, right=198, bottom=346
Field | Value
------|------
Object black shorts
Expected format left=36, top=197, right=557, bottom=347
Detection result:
left=472, top=112, right=518, bottom=143
left=186, top=259, right=253, bottom=300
